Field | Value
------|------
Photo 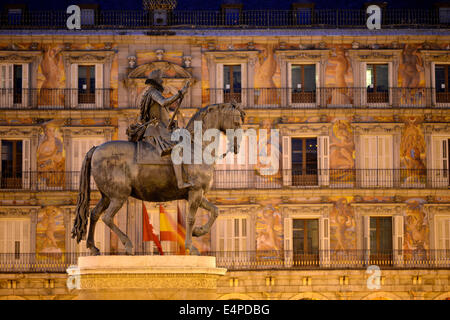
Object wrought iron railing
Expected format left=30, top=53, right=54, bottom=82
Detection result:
left=0, top=9, right=448, bottom=29
left=0, top=250, right=448, bottom=273
left=0, top=88, right=113, bottom=109
left=207, top=87, right=447, bottom=109
left=0, top=169, right=448, bottom=191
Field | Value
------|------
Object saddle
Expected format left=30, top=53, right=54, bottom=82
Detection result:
left=136, top=140, right=173, bottom=165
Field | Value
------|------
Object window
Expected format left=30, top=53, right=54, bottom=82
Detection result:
left=431, top=137, right=450, bottom=187
left=360, top=135, right=393, bottom=187
left=71, top=137, right=104, bottom=189
left=369, top=217, right=393, bottom=262
left=366, top=64, right=389, bottom=103
left=292, top=3, right=314, bottom=25
left=221, top=4, right=242, bottom=26
left=435, top=65, right=450, bottom=103
left=0, top=219, right=30, bottom=259
left=1, top=140, right=22, bottom=189
left=282, top=135, right=329, bottom=187
left=291, top=64, right=316, bottom=104
left=78, top=65, right=95, bottom=104
left=217, top=217, right=247, bottom=252
left=223, top=65, right=241, bottom=104
left=0, top=63, right=28, bottom=107
left=291, top=137, right=318, bottom=186
left=438, top=6, right=450, bottom=24
left=292, top=219, right=319, bottom=264
left=436, top=217, right=450, bottom=251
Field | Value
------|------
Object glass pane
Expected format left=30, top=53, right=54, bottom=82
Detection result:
left=307, top=219, right=319, bottom=253
left=242, top=219, right=247, bottom=237
left=292, top=65, right=302, bottom=91
left=233, top=65, right=241, bottom=90
left=303, top=65, right=316, bottom=91
left=435, top=65, right=446, bottom=92
left=305, top=138, right=318, bottom=173
left=224, top=65, right=231, bottom=89
left=366, top=65, right=374, bottom=90
left=234, top=218, right=239, bottom=237
left=292, top=138, right=303, bottom=174
left=293, top=219, right=305, bottom=253
left=376, top=64, right=389, bottom=91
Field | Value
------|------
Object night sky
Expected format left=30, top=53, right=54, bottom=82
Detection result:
left=1, top=0, right=446, bottom=11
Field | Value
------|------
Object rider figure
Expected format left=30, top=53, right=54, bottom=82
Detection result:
left=128, top=69, right=192, bottom=189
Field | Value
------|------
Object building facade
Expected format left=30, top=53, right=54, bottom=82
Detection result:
left=0, top=1, right=449, bottom=300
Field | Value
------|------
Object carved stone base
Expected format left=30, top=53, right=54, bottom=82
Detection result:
left=67, top=255, right=227, bottom=300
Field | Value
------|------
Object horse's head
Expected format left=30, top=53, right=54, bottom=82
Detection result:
left=219, top=103, right=246, bottom=155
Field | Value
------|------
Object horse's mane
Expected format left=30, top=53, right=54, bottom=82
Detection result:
left=185, top=103, right=244, bottom=131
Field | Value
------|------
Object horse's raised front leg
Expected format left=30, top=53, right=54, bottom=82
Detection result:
left=185, top=189, right=203, bottom=255
left=193, top=197, right=218, bottom=237
left=101, top=198, right=133, bottom=255
left=86, top=195, right=110, bottom=255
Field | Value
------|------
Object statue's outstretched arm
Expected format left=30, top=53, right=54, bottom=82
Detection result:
left=150, top=90, right=181, bottom=107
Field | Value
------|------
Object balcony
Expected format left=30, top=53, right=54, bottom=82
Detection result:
left=0, top=88, right=113, bottom=110
left=0, top=169, right=448, bottom=191
left=0, top=9, right=448, bottom=30
left=207, top=87, right=448, bottom=109
left=0, top=250, right=448, bottom=273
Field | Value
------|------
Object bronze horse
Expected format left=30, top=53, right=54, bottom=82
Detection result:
left=71, top=103, right=245, bottom=255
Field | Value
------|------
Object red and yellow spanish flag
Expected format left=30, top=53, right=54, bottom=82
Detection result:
left=176, top=204, right=186, bottom=255
left=142, top=202, right=164, bottom=255
left=159, top=204, right=177, bottom=241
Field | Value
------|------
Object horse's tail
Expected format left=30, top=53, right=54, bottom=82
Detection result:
left=71, top=146, right=97, bottom=243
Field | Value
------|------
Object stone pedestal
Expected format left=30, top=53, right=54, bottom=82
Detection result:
left=67, top=255, right=227, bottom=300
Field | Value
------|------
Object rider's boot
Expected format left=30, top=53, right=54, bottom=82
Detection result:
left=173, top=163, right=193, bottom=189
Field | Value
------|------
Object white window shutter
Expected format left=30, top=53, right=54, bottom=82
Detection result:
left=432, top=138, right=448, bottom=188
left=318, top=136, right=329, bottom=186
left=22, top=139, right=30, bottom=189
left=0, top=220, right=5, bottom=253
left=284, top=217, right=293, bottom=267
left=320, top=217, right=330, bottom=266
left=361, top=136, right=377, bottom=187
left=240, top=63, right=247, bottom=106
left=216, top=64, right=224, bottom=103
left=22, top=219, right=30, bottom=254
left=287, top=63, right=292, bottom=107
left=378, top=136, right=393, bottom=187
left=361, top=62, right=367, bottom=106
left=282, top=136, right=292, bottom=186
left=0, top=64, right=14, bottom=107
left=95, top=64, right=103, bottom=108
left=393, top=215, right=404, bottom=265
left=70, top=64, right=78, bottom=108
left=21, top=63, right=29, bottom=107
left=363, top=215, right=370, bottom=264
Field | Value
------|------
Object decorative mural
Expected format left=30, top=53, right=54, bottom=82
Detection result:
left=330, top=119, right=355, bottom=184
left=329, top=197, right=356, bottom=251
left=37, top=120, right=65, bottom=188
left=325, top=46, right=354, bottom=105
left=38, top=45, right=65, bottom=106
left=400, top=117, right=426, bottom=185
left=404, top=198, right=429, bottom=253
left=255, top=204, right=282, bottom=252
left=36, top=206, right=65, bottom=261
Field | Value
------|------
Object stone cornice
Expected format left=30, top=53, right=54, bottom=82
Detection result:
left=423, top=123, right=450, bottom=135
left=277, top=122, right=331, bottom=136
left=0, top=50, right=42, bottom=63
left=0, top=125, right=40, bottom=137
left=204, top=50, right=259, bottom=64
left=61, top=126, right=115, bottom=137
left=279, top=203, right=333, bottom=217
left=217, top=204, right=260, bottom=216
left=347, top=49, right=402, bottom=61
left=0, top=206, right=41, bottom=217
left=274, top=49, right=330, bottom=62
left=61, top=50, right=115, bottom=65
left=351, top=122, right=404, bottom=135
left=419, top=50, right=450, bottom=62
left=351, top=203, right=406, bottom=215
left=423, top=204, right=450, bottom=215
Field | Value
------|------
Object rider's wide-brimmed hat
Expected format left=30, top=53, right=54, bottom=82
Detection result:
left=145, top=69, right=163, bottom=85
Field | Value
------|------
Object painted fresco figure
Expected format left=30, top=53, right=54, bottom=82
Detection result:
left=127, top=69, right=192, bottom=189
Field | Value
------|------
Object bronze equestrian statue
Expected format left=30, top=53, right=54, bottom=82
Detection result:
left=127, top=69, right=192, bottom=189
left=71, top=75, right=246, bottom=255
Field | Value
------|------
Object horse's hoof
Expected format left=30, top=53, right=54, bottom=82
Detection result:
left=192, top=226, right=206, bottom=237
left=125, top=242, right=133, bottom=255
left=89, top=247, right=100, bottom=256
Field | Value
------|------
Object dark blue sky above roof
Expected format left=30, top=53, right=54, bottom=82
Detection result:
left=1, top=0, right=448, bottom=10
